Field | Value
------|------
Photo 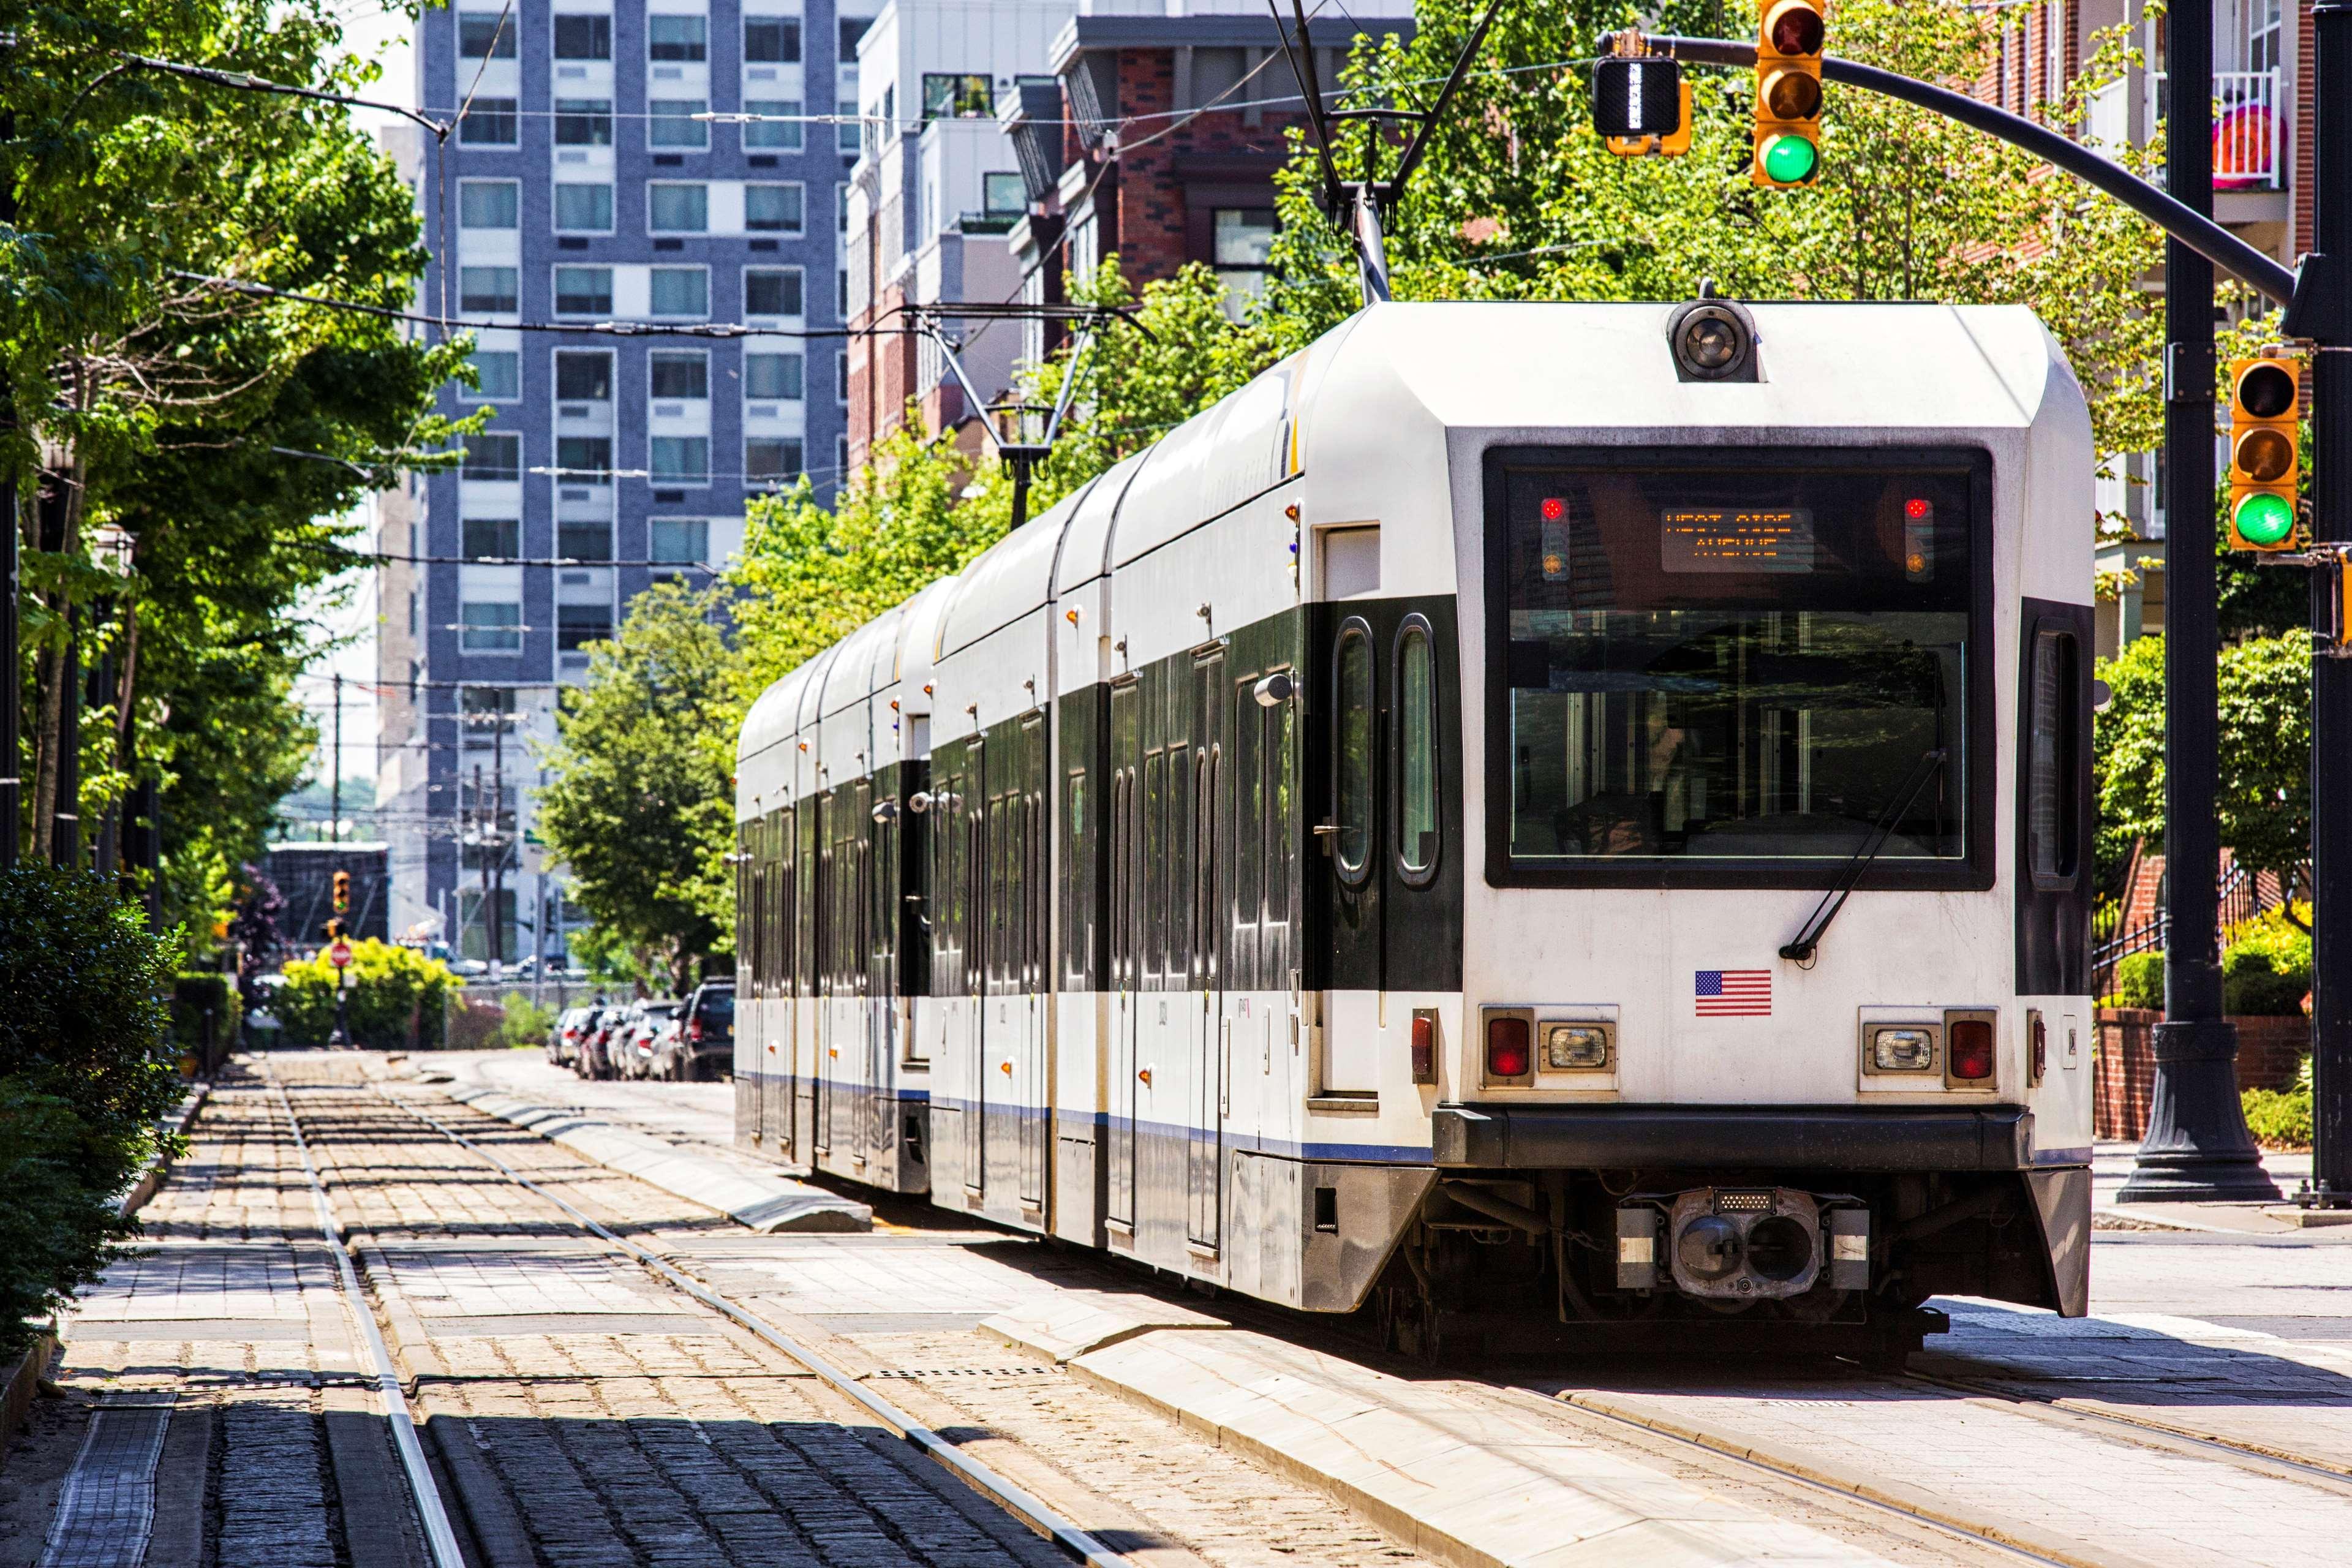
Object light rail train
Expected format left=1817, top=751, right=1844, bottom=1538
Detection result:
left=733, top=296, right=2095, bottom=1358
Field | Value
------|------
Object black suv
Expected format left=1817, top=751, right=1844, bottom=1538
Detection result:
left=666, top=979, right=734, bottom=1081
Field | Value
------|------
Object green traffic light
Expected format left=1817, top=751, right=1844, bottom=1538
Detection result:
left=2233, top=491, right=2295, bottom=546
left=1762, top=133, right=1819, bottom=184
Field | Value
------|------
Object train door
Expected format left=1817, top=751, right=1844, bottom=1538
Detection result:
left=851, top=777, right=875, bottom=1170
left=774, top=804, right=797, bottom=1160
left=1019, top=714, right=1049, bottom=1212
left=1320, top=617, right=1382, bottom=1091
left=813, top=791, right=834, bottom=1155
left=1106, top=679, right=1141, bottom=1228
left=962, top=741, right=987, bottom=1196
left=1188, top=650, right=1226, bottom=1251
left=866, top=777, right=896, bottom=1172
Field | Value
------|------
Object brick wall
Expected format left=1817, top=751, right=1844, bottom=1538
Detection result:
left=2094, top=1007, right=2309, bottom=1139
left=1100, top=47, right=1310, bottom=290
left=847, top=272, right=918, bottom=471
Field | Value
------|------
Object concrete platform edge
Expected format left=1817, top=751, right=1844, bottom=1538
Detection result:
left=430, top=1081, right=872, bottom=1232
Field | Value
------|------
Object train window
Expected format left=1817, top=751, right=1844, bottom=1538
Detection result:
left=1395, top=622, right=1439, bottom=880
left=2027, top=628, right=2079, bottom=883
left=1496, top=456, right=1978, bottom=871
left=1233, top=677, right=1262, bottom=990
left=1334, top=622, right=1374, bottom=881
left=1265, top=690, right=1292, bottom=976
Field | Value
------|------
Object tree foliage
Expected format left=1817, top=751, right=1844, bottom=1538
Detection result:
left=2094, top=631, right=2313, bottom=918
left=535, top=583, right=739, bottom=994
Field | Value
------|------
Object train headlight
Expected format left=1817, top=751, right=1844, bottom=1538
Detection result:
left=1869, top=1027, right=1936, bottom=1072
left=1543, top=1023, right=1611, bottom=1071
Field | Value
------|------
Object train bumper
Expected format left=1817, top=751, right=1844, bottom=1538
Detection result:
left=1433, top=1102, right=2050, bottom=1172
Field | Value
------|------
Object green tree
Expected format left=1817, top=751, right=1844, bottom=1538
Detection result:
left=536, top=582, right=739, bottom=994
left=2095, top=631, right=2313, bottom=925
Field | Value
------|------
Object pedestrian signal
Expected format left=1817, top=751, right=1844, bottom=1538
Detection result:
left=1754, top=0, right=1825, bottom=187
left=2227, top=356, right=2301, bottom=551
left=1594, top=54, right=1691, bottom=157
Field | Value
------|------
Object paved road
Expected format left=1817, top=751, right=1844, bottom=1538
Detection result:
left=10, top=1056, right=2352, bottom=1568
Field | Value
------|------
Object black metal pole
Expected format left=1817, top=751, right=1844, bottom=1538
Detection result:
left=2119, top=0, right=2280, bottom=1202
left=2306, top=0, right=2352, bottom=1205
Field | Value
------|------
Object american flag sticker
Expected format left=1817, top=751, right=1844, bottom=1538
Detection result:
left=1695, top=970, right=1773, bottom=1017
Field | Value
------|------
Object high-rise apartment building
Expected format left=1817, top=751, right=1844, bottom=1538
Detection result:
left=382, top=0, right=872, bottom=963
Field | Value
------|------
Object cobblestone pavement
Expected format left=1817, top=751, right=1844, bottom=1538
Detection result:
left=432, top=1052, right=741, bottom=1163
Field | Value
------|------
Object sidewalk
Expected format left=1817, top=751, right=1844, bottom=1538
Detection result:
left=2092, top=1140, right=2320, bottom=1234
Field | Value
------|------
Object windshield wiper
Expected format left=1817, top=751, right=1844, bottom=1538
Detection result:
left=1777, top=748, right=1948, bottom=965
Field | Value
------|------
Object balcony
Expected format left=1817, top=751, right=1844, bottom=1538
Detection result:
left=2086, top=68, right=2285, bottom=192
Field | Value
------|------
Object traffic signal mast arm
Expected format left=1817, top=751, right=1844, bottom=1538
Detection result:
left=1649, top=34, right=2299, bottom=308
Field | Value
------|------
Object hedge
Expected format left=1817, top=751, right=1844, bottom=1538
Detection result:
left=276, top=939, right=456, bottom=1049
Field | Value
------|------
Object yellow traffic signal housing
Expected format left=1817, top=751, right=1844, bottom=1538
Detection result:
left=1754, top=0, right=1826, bottom=187
left=1607, top=80, right=1695, bottom=157
left=2226, top=355, right=2302, bottom=550
left=333, top=867, right=352, bottom=913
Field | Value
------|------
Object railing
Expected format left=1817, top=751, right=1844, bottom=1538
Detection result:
left=2089, top=859, right=2307, bottom=1000
left=2079, top=68, right=2283, bottom=191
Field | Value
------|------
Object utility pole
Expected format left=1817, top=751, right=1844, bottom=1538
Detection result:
left=2120, top=0, right=2282, bottom=1202
left=473, top=760, right=490, bottom=974
left=330, top=671, right=341, bottom=843
left=2299, top=0, right=2352, bottom=1205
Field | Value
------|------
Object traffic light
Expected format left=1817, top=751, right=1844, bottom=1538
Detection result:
left=2226, top=355, right=2302, bottom=550
left=323, top=918, right=343, bottom=941
left=1753, top=0, right=1826, bottom=187
left=333, top=868, right=352, bottom=914
left=1594, top=51, right=1692, bottom=157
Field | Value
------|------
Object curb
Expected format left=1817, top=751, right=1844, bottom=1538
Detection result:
left=421, top=1082, right=871, bottom=1232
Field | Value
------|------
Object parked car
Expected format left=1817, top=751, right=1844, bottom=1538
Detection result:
left=655, top=980, right=734, bottom=1082
left=620, top=1001, right=684, bottom=1080
left=547, top=1005, right=599, bottom=1068
left=575, top=1008, right=616, bottom=1079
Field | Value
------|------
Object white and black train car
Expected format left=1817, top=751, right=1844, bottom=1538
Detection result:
left=734, top=298, right=2095, bottom=1356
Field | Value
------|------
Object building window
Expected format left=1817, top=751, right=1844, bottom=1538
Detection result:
left=648, top=100, right=710, bottom=149
left=983, top=173, right=1025, bottom=217
left=459, top=180, right=520, bottom=228
left=745, top=183, right=804, bottom=233
left=554, top=99, right=613, bottom=145
left=648, top=182, right=709, bottom=232
left=837, top=183, right=850, bottom=235
left=553, top=14, right=611, bottom=59
left=1212, top=208, right=1276, bottom=318
left=458, top=11, right=516, bottom=59
left=462, top=518, right=520, bottom=559
left=461, top=432, right=521, bottom=481
left=461, top=602, right=524, bottom=651
left=648, top=15, right=708, bottom=61
left=459, top=100, right=518, bottom=144
left=922, top=74, right=992, bottom=119
left=744, top=352, right=804, bottom=400
left=557, top=520, right=612, bottom=561
left=468, top=350, right=520, bottom=400
left=744, top=266, right=802, bottom=317
left=650, top=518, right=710, bottom=562
left=556, top=435, right=613, bottom=481
left=650, top=437, right=710, bottom=484
left=839, top=98, right=862, bottom=155
left=839, top=15, right=870, bottom=60
left=745, top=18, right=801, bottom=62
left=649, top=267, right=709, bottom=317
left=746, top=439, right=804, bottom=486
left=459, top=266, right=518, bottom=312
left=557, top=603, right=614, bottom=650
left=554, top=266, right=613, bottom=315
left=553, top=183, right=613, bottom=232
left=555, top=350, right=612, bottom=400
left=650, top=352, right=709, bottom=399
left=408, top=590, right=417, bottom=636
left=744, top=99, right=803, bottom=150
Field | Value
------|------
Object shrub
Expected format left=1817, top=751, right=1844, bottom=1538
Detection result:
left=170, top=973, right=241, bottom=1068
left=2109, top=951, right=2165, bottom=1011
left=0, top=865, right=185, bottom=1358
left=2242, top=1086, right=2313, bottom=1150
left=2222, top=910, right=2312, bottom=1016
left=277, top=939, right=456, bottom=1049
left=499, top=992, right=560, bottom=1049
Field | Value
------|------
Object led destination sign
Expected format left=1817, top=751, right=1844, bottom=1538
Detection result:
left=1660, top=507, right=1816, bottom=573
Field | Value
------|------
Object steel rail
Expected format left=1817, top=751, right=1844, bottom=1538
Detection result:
left=266, top=1076, right=469, bottom=1568
left=369, top=1084, right=1134, bottom=1568
left=1649, top=35, right=2301, bottom=307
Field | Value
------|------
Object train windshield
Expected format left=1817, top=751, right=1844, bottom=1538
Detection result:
left=1497, top=454, right=1977, bottom=870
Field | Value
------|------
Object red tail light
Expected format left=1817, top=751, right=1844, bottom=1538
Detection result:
left=1949, top=1020, right=1995, bottom=1081
left=1486, top=1017, right=1531, bottom=1079
left=689, top=1020, right=704, bottom=1042
left=1410, top=1012, right=1435, bottom=1084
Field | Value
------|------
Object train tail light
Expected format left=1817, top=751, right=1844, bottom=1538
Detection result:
left=1947, top=1019, right=1994, bottom=1082
left=1485, top=1016, right=1531, bottom=1080
left=1410, top=1009, right=1437, bottom=1085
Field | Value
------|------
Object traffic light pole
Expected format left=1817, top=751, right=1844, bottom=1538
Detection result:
left=2118, top=0, right=2279, bottom=1202
left=2299, top=0, right=2352, bottom=1205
